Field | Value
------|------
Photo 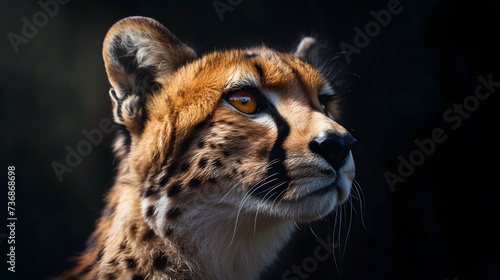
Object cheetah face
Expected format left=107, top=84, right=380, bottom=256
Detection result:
left=103, top=17, right=355, bottom=230
left=185, top=64, right=356, bottom=223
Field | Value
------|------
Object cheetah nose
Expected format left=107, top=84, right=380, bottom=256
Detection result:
left=309, top=131, right=356, bottom=170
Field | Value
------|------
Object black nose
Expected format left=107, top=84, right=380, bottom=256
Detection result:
left=309, top=131, right=356, bottom=170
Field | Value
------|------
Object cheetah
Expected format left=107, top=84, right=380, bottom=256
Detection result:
left=57, top=16, right=356, bottom=280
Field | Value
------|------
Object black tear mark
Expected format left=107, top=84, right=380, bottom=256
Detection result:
left=250, top=103, right=290, bottom=200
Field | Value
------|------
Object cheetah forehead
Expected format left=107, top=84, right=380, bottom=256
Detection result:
left=149, top=48, right=328, bottom=123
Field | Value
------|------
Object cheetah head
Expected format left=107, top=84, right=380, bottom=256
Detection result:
left=103, top=17, right=356, bottom=237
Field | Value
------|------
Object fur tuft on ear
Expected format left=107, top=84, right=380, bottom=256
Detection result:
left=102, top=16, right=196, bottom=134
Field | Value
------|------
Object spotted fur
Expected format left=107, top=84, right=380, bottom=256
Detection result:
left=57, top=16, right=356, bottom=280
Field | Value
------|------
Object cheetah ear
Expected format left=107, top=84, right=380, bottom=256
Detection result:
left=102, top=16, right=196, bottom=134
left=294, top=37, right=319, bottom=65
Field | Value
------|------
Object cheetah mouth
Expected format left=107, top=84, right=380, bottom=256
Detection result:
left=303, top=183, right=336, bottom=198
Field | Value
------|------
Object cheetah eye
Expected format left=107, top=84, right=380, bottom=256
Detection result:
left=226, top=90, right=259, bottom=114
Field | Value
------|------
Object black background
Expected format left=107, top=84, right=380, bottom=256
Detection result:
left=1, top=0, right=499, bottom=279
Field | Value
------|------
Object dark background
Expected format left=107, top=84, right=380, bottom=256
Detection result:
left=1, top=0, right=499, bottom=279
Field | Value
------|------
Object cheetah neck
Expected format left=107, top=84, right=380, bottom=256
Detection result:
left=81, top=179, right=295, bottom=280
left=175, top=202, right=295, bottom=280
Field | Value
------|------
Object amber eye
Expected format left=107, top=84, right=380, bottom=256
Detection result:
left=227, top=90, right=259, bottom=114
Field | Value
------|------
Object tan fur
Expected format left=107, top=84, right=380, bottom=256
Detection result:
left=57, top=16, right=355, bottom=280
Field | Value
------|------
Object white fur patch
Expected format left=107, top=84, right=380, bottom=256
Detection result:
left=224, top=67, right=260, bottom=91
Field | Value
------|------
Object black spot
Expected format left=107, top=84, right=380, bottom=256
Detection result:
left=152, top=253, right=168, bottom=270
left=130, top=224, right=137, bottom=235
left=209, top=143, right=217, bottom=149
left=213, top=159, right=223, bottom=167
left=222, top=151, right=231, bottom=157
left=143, top=229, right=155, bottom=242
left=208, top=177, right=217, bottom=184
left=181, top=162, right=190, bottom=172
left=167, top=207, right=181, bottom=219
left=198, top=157, right=208, bottom=168
left=119, top=241, right=127, bottom=251
left=198, top=140, right=205, bottom=148
left=145, top=205, right=155, bottom=218
left=105, top=273, right=117, bottom=280
left=108, top=258, right=117, bottom=265
left=142, top=185, right=158, bottom=198
left=236, top=159, right=243, bottom=165
left=189, top=178, right=201, bottom=188
left=167, top=163, right=178, bottom=177
left=125, top=258, right=136, bottom=269
left=131, top=275, right=144, bottom=280
left=159, top=174, right=169, bottom=186
left=166, top=227, right=173, bottom=236
left=95, top=248, right=104, bottom=264
left=168, top=183, right=182, bottom=197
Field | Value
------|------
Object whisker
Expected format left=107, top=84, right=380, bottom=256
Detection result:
left=227, top=160, right=282, bottom=247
